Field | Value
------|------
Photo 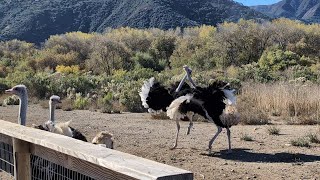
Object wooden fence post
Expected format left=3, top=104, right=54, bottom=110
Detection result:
left=13, top=138, right=31, bottom=180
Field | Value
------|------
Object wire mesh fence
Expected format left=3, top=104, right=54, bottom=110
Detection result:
left=31, top=154, right=95, bottom=180
left=0, top=142, right=14, bottom=176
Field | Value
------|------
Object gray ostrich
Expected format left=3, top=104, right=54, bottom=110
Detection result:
left=5, top=85, right=28, bottom=126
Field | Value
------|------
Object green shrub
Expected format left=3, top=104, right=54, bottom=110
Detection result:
left=259, top=47, right=299, bottom=71
left=306, top=133, right=320, bottom=143
left=73, top=93, right=89, bottom=110
left=290, top=137, right=310, bottom=147
left=267, top=126, right=280, bottom=135
left=98, top=92, right=114, bottom=113
left=3, top=95, right=20, bottom=106
left=0, top=83, right=9, bottom=94
left=132, top=52, right=165, bottom=71
left=119, top=81, right=144, bottom=112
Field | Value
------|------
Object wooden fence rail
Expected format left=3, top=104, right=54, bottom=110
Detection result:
left=0, top=120, right=193, bottom=180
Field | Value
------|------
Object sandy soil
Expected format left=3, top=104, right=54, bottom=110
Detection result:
left=0, top=104, right=320, bottom=180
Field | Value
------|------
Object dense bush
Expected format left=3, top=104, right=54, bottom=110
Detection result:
left=3, top=19, right=320, bottom=119
left=3, top=95, right=20, bottom=106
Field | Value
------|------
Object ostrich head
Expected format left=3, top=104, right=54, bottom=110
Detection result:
left=5, top=85, right=28, bottom=125
left=183, top=65, right=196, bottom=88
left=49, top=95, right=62, bottom=106
left=5, top=85, right=27, bottom=97
left=92, top=131, right=114, bottom=149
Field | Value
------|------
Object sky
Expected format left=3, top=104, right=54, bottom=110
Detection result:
left=234, top=0, right=281, bottom=6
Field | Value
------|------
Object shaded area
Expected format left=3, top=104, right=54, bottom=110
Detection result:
left=201, top=148, right=320, bottom=163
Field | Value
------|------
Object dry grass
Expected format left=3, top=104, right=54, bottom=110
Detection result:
left=306, top=133, right=320, bottom=144
left=290, top=137, right=310, bottom=147
left=267, top=126, right=280, bottom=135
left=238, top=82, right=320, bottom=125
left=240, top=134, right=253, bottom=141
left=61, top=99, right=73, bottom=111
left=150, top=112, right=170, bottom=120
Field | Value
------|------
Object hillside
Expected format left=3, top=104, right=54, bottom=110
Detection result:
left=251, top=0, right=320, bottom=23
left=0, top=0, right=268, bottom=44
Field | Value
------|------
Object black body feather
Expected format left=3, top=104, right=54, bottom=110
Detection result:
left=146, top=81, right=192, bottom=112
left=176, top=82, right=230, bottom=128
left=70, top=126, right=88, bottom=142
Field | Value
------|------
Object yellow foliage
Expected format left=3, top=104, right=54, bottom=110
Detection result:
left=198, top=25, right=216, bottom=39
left=56, top=65, right=80, bottom=74
left=65, top=31, right=95, bottom=40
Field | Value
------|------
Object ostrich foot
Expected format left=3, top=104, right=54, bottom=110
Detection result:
left=208, top=146, right=213, bottom=154
left=186, top=128, right=191, bottom=135
left=170, top=144, right=177, bottom=150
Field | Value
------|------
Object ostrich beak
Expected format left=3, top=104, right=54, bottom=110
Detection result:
left=5, top=89, right=14, bottom=94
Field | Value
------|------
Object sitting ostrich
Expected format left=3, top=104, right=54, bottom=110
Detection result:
left=167, top=77, right=240, bottom=153
left=35, top=95, right=114, bottom=148
left=32, top=95, right=88, bottom=142
left=91, top=131, right=114, bottom=149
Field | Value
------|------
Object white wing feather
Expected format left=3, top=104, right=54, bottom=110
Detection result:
left=139, top=77, right=155, bottom=108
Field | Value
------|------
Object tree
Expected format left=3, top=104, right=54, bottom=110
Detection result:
left=86, top=36, right=132, bottom=75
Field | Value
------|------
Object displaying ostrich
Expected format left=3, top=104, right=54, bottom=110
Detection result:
left=92, top=131, right=114, bottom=149
left=139, top=65, right=195, bottom=113
left=139, top=66, right=200, bottom=139
left=167, top=76, right=240, bottom=153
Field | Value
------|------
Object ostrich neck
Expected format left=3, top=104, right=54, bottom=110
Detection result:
left=49, top=103, right=55, bottom=122
left=175, top=73, right=188, bottom=92
left=19, top=95, right=28, bottom=126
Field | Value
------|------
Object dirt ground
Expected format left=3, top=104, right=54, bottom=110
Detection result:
left=0, top=104, right=320, bottom=180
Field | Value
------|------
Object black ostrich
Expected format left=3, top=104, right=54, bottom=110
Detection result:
left=166, top=75, right=240, bottom=153
left=139, top=65, right=195, bottom=113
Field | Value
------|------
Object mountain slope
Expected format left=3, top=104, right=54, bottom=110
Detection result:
left=0, top=0, right=268, bottom=43
left=251, top=0, right=320, bottom=23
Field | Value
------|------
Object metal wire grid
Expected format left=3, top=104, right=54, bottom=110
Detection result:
left=0, top=142, right=14, bottom=176
left=30, top=154, right=95, bottom=180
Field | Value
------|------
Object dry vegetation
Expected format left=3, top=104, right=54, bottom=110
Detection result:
left=238, top=82, right=320, bottom=125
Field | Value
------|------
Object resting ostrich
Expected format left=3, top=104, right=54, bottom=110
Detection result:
left=32, top=95, right=88, bottom=142
left=35, top=95, right=114, bottom=147
left=167, top=79, right=240, bottom=153
left=32, top=95, right=61, bottom=130
left=92, top=131, right=114, bottom=149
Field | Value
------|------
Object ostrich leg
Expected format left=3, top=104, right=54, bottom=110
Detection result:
left=208, top=126, right=222, bottom=154
left=170, top=120, right=180, bottom=149
left=186, top=112, right=194, bottom=135
left=226, top=127, right=232, bottom=153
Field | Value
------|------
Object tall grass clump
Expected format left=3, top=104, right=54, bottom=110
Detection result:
left=240, top=134, right=254, bottom=141
left=239, top=82, right=320, bottom=125
left=290, top=137, right=310, bottom=147
left=306, top=133, right=320, bottom=144
left=267, top=126, right=280, bottom=135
